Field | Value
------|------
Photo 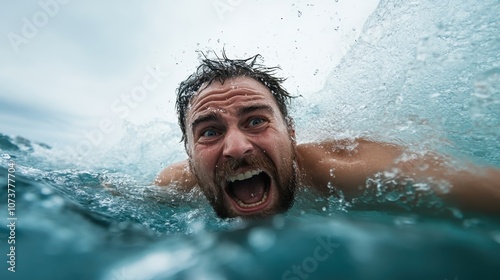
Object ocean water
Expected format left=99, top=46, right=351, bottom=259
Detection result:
left=1, top=0, right=500, bottom=279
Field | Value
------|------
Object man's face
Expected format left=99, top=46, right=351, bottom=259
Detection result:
left=185, top=76, right=298, bottom=219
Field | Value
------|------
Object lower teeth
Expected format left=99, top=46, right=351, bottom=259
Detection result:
left=235, top=191, right=268, bottom=208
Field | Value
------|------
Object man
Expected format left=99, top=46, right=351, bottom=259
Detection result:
left=155, top=53, right=500, bottom=219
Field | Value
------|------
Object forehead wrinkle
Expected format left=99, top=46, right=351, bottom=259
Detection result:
left=191, top=87, right=267, bottom=110
left=188, top=89, right=270, bottom=120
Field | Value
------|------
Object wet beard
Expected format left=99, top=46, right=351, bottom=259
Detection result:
left=193, top=152, right=298, bottom=219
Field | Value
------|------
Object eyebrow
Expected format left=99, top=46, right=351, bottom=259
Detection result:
left=237, top=104, right=274, bottom=117
left=191, top=111, right=219, bottom=131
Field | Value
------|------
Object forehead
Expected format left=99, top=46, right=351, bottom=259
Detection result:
left=187, top=76, right=279, bottom=116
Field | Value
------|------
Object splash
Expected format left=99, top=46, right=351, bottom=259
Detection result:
left=1, top=1, right=500, bottom=279
left=296, top=0, right=500, bottom=166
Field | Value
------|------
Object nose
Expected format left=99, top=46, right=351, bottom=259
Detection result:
left=222, top=128, right=253, bottom=159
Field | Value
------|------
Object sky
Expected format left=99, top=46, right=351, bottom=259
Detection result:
left=0, top=0, right=379, bottom=147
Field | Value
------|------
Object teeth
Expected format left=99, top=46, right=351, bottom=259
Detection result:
left=235, top=191, right=268, bottom=208
left=244, top=171, right=252, bottom=179
left=228, top=169, right=262, bottom=183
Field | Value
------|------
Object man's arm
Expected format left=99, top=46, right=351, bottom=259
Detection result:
left=297, top=139, right=500, bottom=214
left=154, top=160, right=197, bottom=191
left=395, top=152, right=500, bottom=214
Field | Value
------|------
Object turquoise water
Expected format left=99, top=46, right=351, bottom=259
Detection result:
left=1, top=0, right=500, bottom=279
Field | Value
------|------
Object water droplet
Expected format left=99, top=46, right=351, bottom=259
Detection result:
left=418, top=164, right=429, bottom=171
left=248, top=227, right=276, bottom=251
left=23, top=192, right=36, bottom=202
left=41, top=187, right=53, bottom=195
left=41, top=196, right=64, bottom=209
left=189, top=220, right=205, bottom=233
left=394, top=216, right=417, bottom=226
left=386, top=191, right=402, bottom=201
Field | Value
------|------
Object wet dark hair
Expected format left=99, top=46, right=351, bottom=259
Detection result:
left=176, top=51, right=294, bottom=144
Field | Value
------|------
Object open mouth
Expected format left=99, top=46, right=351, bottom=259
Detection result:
left=225, top=169, right=272, bottom=213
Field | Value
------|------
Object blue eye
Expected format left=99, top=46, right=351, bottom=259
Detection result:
left=202, top=129, right=218, bottom=137
left=249, top=118, right=264, bottom=126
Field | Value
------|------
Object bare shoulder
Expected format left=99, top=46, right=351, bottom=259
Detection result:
left=296, top=138, right=402, bottom=194
left=154, top=160, right=197, bottom=191
left=296, top=139, right=500, bottom=214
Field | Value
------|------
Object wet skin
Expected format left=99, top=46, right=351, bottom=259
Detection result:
left=156, top=77, right=500, bottom=217
left=185, top=77, right=297, bottom=218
